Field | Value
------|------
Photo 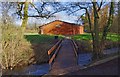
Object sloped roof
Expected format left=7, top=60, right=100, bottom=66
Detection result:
left=39, top=20, right=81, bottom=28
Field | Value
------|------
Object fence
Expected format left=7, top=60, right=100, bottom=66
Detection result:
left=48, top=39, right=62, bottom=70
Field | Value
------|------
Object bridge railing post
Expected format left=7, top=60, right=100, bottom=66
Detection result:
left=49, top=55, right=52, bottom=71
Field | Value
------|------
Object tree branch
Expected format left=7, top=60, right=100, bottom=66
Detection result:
left=46, top=7, right=67, bottom=18
left=97, top=0, right=103, bottom=12
left=29, top=2, right=45, bottom=15
left=16, top=3, right=23, bottom=19
left=68, top=8, right=81, bottom=15
left=28, top=15, right=48, bottom=18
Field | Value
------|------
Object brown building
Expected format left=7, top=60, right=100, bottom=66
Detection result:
left=39, top=20, right=84, bottom=35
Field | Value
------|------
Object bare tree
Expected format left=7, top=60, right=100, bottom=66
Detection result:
left=16, top=2, right=67, bottom=33
left=61, top=1, right=114, bottom=59
left=100, top=2, right=114, bottom=52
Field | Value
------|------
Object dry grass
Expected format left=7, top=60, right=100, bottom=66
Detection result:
left=104, top=40, right=119, bottom=49
left=25, top=34, right=59, bottom=64
left=76, top=40, right=93, bottom=53
left=76, top=39, right=119, bottom=54
left=32, top=39, right=59, bottom=64
left=32, top=43, right=54, bottom=64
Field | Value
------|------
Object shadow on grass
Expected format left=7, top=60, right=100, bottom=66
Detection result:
left=24, top=34, right=59, bottom=64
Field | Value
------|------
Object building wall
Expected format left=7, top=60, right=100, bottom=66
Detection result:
left=39, top=20, right=84, bottom=35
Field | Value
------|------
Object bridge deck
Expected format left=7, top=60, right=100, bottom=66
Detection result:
left=49, top=39, right=77, bottom=74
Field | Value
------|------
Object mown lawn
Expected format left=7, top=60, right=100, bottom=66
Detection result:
left=73, top=33, right=119, bottom=42
left=24, top=33, right=63, bottom=44
left=24, top=33, right=54, bottom=44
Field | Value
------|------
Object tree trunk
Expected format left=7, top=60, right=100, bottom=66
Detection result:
left=21, top=1, right=29, bottom=33
left=118, top=2, right=120, bottom=35
left=85, top=8, right=95, bottom=54
left=100, top=2, right=114, bottom=53
left=92, top=2, right=102, bottom=60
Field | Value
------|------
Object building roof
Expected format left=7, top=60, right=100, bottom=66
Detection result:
left=39, top=20, right=82, bottom=28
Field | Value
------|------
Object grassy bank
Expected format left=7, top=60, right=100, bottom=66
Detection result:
left=24, top=33, right=54, bottom=43
left=73, top=33, right=119, bottom=54
left=72, top=33, right=119, bottom=42
left=24, top=33, right=63, bottom=64
left=24, top=33, right=63, bottom=43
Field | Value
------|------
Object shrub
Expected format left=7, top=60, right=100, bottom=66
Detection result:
left=104, top=40, right=119, bottom=49
left=76, top=40, right=93, bottom=53
left=1, top=24, right=34, bottom=70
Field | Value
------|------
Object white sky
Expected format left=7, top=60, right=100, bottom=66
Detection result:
left=0, top=0, right=119, bottom=2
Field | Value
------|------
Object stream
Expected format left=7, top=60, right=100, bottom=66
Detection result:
left=2, top=63, right=49, bottom=75
left=77, top=47, right=119, bottom=67
left=78, top=53, right=92, bottom=67
left=19, top=64, right=49, bottom=75
left=2, top=47, right=118, bottom=75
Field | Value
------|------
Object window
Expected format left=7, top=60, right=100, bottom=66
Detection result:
left=56, top=25, right=61, bottom=28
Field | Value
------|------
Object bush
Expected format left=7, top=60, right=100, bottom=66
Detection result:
left=104, top=40, right=119, bottom=49
left=1, top=24, right=34, bottom=70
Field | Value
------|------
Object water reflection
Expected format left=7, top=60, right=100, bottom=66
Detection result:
left=21, top=64, right=49, bottom=75
left=78, top=53, right=92, bottom=67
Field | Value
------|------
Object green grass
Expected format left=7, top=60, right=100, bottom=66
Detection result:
left=106, top=33, right=119, bottom=42
left=24, top=34, right=54, bottom=43
left=73, top=33, right=92, bottom=40
left=24, top=33, right=63, bottom=43
left=73, top=33, right=119, bottom=42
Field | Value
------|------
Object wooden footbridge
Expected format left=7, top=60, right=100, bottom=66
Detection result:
left=47, top=38, right=79, bottom=75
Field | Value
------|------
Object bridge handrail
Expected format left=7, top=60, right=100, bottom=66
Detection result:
left=48, top=39, right=62, bottom=55
left=49, top=44, right=61, bottom=64
left=71, top=39, right=78, bottom=58
left=48, top=39, right=62, bottom=70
